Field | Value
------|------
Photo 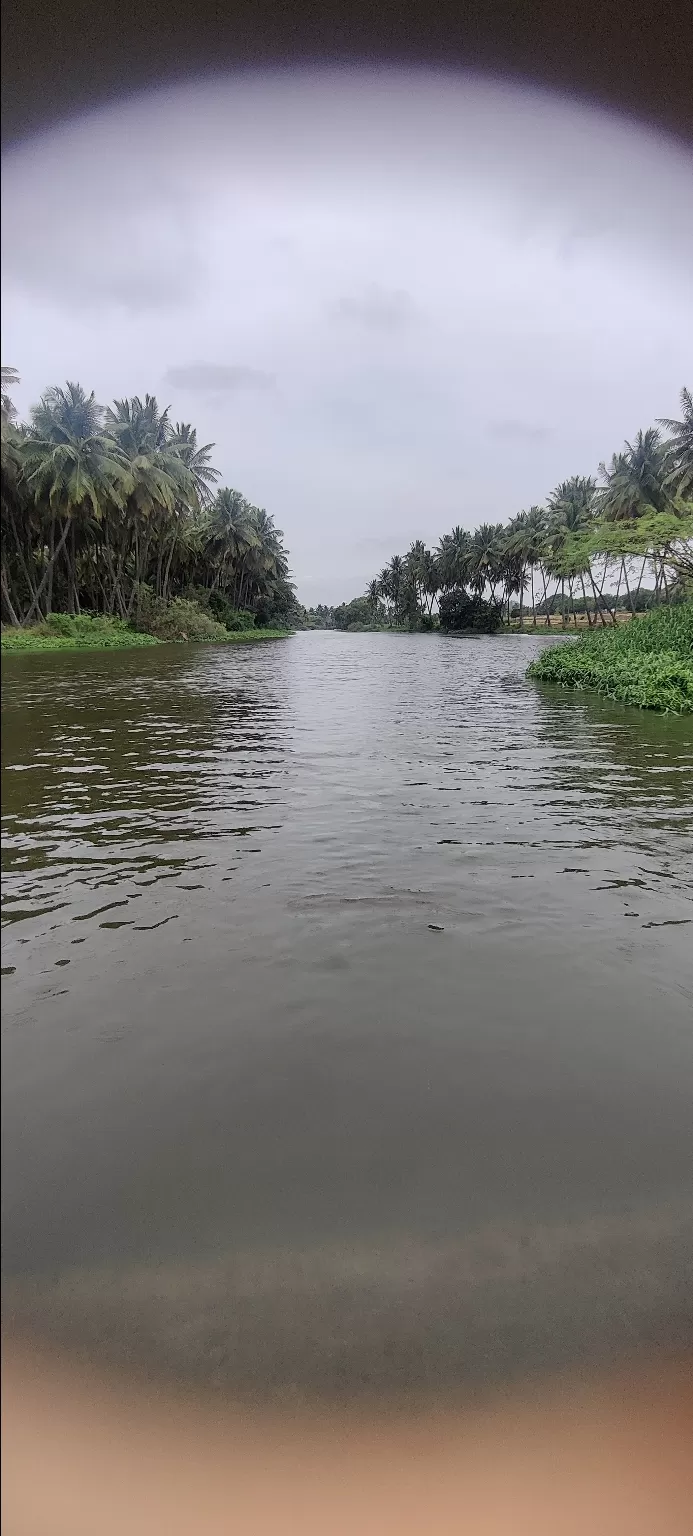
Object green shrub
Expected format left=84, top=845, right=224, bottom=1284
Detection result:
left=135, top=589, right=229, bottom=642
left=527, top=604, right=693, bottom=713
left=332, top=597, right=375, bottom=630
left=45, top=611, right=81, bottom=635
left=208, top=592, right=256, bottom=632
left=439, top=589, right=502, bottom=633
left=1, top=614, right=158, bottom=651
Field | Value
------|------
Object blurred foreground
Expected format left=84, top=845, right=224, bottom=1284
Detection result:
left=3, top=1339, right=693, bottom=1535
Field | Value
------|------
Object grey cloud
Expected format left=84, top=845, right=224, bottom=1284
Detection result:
left=487, top=420, right=552, bottom=442
left=334, top=285, right=420, bottom=332
left=163, top=364, right=275, bottom=393
left=1, top=137, right=201, bottom=312
left=352, top=533, right=424, bottom=555
left=1, top=239, right=198, bottom=315
left=103, top=271, right=196, bottom=312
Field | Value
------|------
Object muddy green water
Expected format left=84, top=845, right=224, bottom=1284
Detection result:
left=2, top=632, right=692, bottom=1401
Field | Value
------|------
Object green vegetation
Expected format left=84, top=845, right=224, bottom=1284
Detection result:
left=1, top=371, right=300, bottom=638
left=527, top=604, right=693, bottom=713
left=1, top=613, right=158, bottom=651
left=302, top=596, right=401, bottom=631
left=316, top=388, right=691, bottom=635
left=0, top=609, right=291, bottom=653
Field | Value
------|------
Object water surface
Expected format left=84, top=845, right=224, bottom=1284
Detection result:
left=2, top=632, right=692, bottom=1400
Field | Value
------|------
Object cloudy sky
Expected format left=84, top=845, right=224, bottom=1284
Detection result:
left=2, top=70, right=692, bottom=603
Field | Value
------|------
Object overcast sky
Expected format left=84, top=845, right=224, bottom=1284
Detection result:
left=2, top=70, right=692, bottom=603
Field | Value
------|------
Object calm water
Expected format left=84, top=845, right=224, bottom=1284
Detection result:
left=2, top=632, right=693, bottom=1400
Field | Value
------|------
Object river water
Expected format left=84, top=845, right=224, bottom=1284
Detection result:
left=2, top=632, right=693, bottom=1402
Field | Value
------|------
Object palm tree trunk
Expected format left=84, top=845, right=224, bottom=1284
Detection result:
left=579, top=572, right=592, bottom=625
left=588, top=557, right=612, bottom=625
left=569, top=579, right=578, bottom=628
left=67, top=520, right=80, bottom=614
left=539, top=563, right=551, bottom=626
left=7, top=506, right=40, bottom=620
left=46, top=521, right=56, bottom=616
left=1, top=567, right=21, bottom=626
left=162, top=536, right=176, bottom=603
left=24, top=517, right=69, bottom=625
left=623, top=559, right=636, bottom=617
left=632, top=555, right=648, bottom=613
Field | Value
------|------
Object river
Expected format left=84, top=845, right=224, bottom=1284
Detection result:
left=2, top=631, right=692, bottom=1402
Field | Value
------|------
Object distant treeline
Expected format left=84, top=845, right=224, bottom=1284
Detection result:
left=517, top=587, right=677, bottom=617
left=308, top=389, right=693, bottom=633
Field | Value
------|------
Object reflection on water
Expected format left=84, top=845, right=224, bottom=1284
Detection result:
left=2, top=633, right=693, bottom=1400
left=1, top=644, right=289, bottom=931
left=3, top=634, right=691, bottom=942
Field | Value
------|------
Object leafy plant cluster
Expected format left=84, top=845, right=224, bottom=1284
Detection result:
left=527, top=604, right=693, bottom=713
left=1, top=370, right=299, bottom=634
left=0, top=612, right=159, bottom=651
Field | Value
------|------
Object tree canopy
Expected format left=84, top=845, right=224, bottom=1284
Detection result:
left=1, top=372, right=298, bottom=630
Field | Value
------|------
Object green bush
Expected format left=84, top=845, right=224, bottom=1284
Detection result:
left=527, top=604, right=693, bottom=713
left=135, top=589, right=229, bottom=642
left=45, top=612, right=83, bottom=635
left=1, top=613, right=158, bottom=652
left=439, top=589, right=502, bottom=633
left=333, top=597, right=376, bottom=630
left=208, top=592, right=256, bottom=632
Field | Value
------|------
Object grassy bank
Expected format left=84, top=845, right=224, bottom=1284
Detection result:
left=1, top=613, right=291, bottom=654
left=215, top=628, right=289, bottom=645
left=1, top=615, right=158, bottom=652
left=527, top=604, right=693, bottom=713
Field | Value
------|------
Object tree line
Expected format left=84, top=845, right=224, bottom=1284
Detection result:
left=350, top=390, right=692, bottom=632
left=1, top=370, right=298, bottom=630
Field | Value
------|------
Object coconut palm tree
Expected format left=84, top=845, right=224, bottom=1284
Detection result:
left=30, top=381, right=104, bottom=442
left=366, top=577, right=381, bottom=617
left=547, top=477, right=600, bottom=625
left=171, top=422, right=220, bottom=505
left=203, top=488, right=259, bottom=593
left=1, top=366, right=20, bottom=425
left=437, top=526, right=471, bottom=591
left=658, top=387, right=693, bottom=500
left=468, top=523, right=504, bottom=607
left=387, top=553, right=405, bottom=623
left=1, top=418, right=33, bottom=623
left=598, top=431, right=675, bottom=608
left=599, top=430, right=669, bottom=520
left=104, top=394, right=197, bottom=615
left=21, top=386, right=126, bottom=619
left=506, top=506, right=547, bottom=625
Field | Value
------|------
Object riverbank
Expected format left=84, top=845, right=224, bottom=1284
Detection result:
left=1, top=615, right=291, bottom=654
left=527, top=604, right=693, bottom=713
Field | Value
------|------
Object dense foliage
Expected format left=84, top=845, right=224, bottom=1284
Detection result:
left=437, top=590, right=502, bottom=634
left=0, top=613, right=159, bottom=651
left=356, top=389, right=693, bottom=631
left=528, top=604, right=693, bottom=713
left=1, top=372, right=299, bottom=635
